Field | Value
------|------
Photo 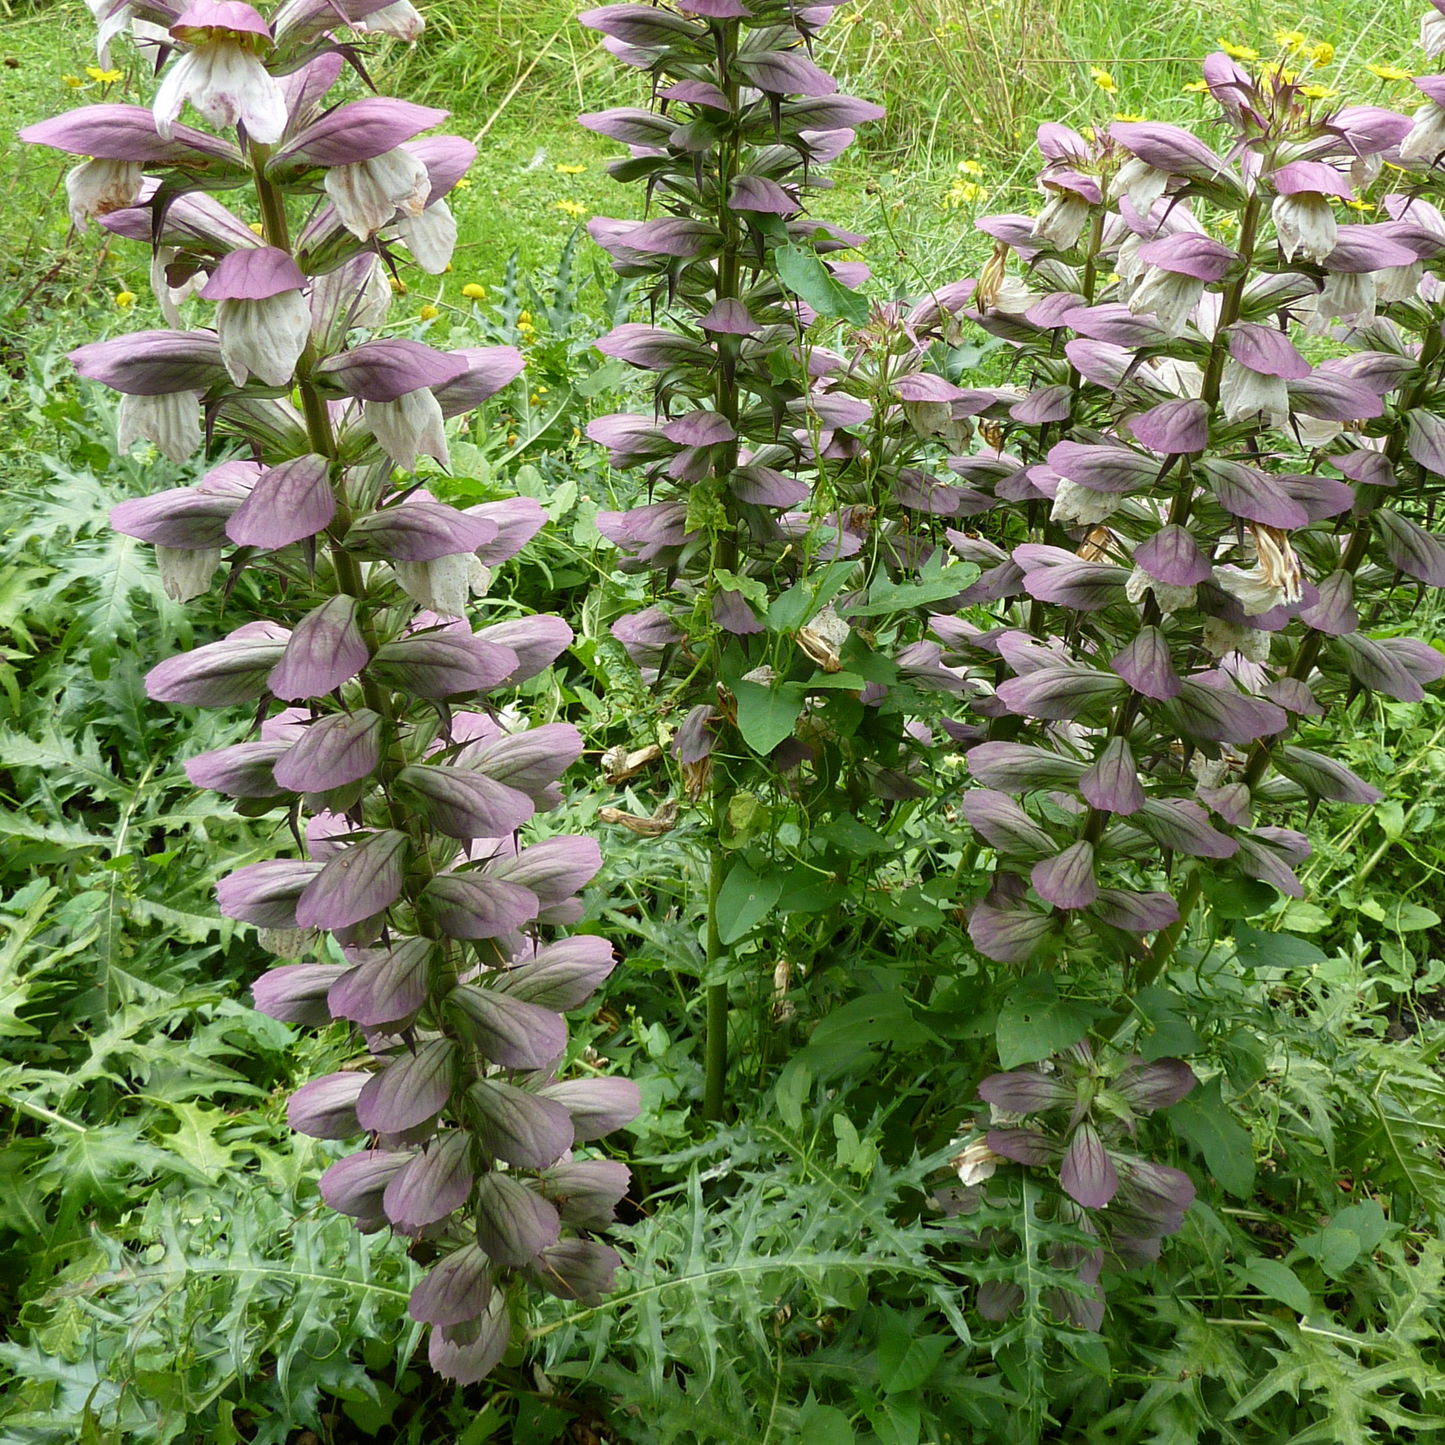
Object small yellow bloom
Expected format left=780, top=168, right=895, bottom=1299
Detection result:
left=115, top=290, right=136, bottom=308
left=518, top=310, right=532, bottom=325
left=419, top=304, right=439, bottom=321
left=554, top=199, right=588, bottom=219
left=248, top=221, right=265, bottom=235
left=62, top=73, right=82, bottom=88
left=1104, top=271, right=1122, bottom=284
left=1307, top=42, right=1334, bottom=65
left=555, top=163, right=587, bottom=175
left=1217, top=38, right=1259, bottom=60
left=1113, top=111, right=1145, bottom=123
left=1345, top=198, right=1374, bottom=212
left=452, top=176, right=472, bottom=189
left=1090, top=66, right=1117, bottom=94
left=529, top=392, right=540, bottom=404
left=507, top=433, right=519, bottom=445
left=1366, top=62, right=1413, bottom=82
left=1273, top=29, right=1306, bottom=51
left=959, top=159, right=983, bottom=175
left=86, top=66, right=123, bottom=83
left=537, top=386, right=549, bottom=394
left=1260, top=62, right=1297, bottom=84
left=1299, top=83, right=1336, bottom=99
left=1182, top=79, right=1210, bottom=93
left=462, top=282, right=487, bottom=300
left=389, top=276, right=408, bottom=295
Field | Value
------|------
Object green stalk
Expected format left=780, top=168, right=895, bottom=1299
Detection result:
left=701, top=15, right=743, bottom=1123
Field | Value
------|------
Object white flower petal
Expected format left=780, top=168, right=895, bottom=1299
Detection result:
left=391, top=199, right=457, bottom=275
left=117, top=391, right=203, bottom=463
left=364, top=388, right=448, bottom=470
left=324, top=149, right=431, bottom=241
left=156, top=545, right=222, bottom=602
left=217, top=290, right=312, bottom=387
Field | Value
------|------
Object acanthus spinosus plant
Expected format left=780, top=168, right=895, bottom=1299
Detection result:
left=918, top=46, right=1445, bottom=997
left=24, top=0, right=638, bottom=1387
left=952, top=1046, right=1199, bottom=1327
left=578, top=0, right=1009, bottom=1118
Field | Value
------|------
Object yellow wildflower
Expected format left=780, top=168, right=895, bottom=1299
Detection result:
left=248, top=221, right=265, bottom=235
left=1273, top=29, right=1306, bottom=51
left=452, top=176, right=472, bottom=189
left=944, top=177, right=988, bottom=208
left=419, top=304, right=439, bottom=321
left=1113, top=111, right=1145, bottom=123
left=959, top=159, right=983, bottom=175
left=529, top=392, right=540, bottom=404
left=1307, top=41, right=1334, bottom=65
left=86, top=66, right=123, bottom=83
left=1345, top=197, right=1374, bottom=212
left=1367, top=62, right=1413, bottom=81
left=554, top=199, right=588, bottom=219
left=1182, top=79, right=1210, bottom=93
left=388, top=276, right=408, bottom=295
left=518, top=310, right=532, bottom=325
left=462, top=283, right=486, bottom=300
left=115, top=290, right=135, bottom=308
left=537, top=386, right=549, bottom=394
left=555, top=163, right=587, bottom=175
left=1217, top=38, right=1259, bottom=60
left=507, top=433, right=519, bottom=445
left=1090, top=66, right=1117, bottom=94
left=62, top=74, right=82, bottom=88
left=1299, top=83, right=1336, bottom=99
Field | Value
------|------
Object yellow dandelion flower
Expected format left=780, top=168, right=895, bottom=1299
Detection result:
left=518, top=310, right=532, bottom=325
left=1090, top=66, right=1117, bottom=94
left=1273, top=29, right=1306, bottom=51
left=462, top=282, right=486, bottom=300
left=555, top=163, right=587, bottom=175
left=1217, top=38, right=1259, bottom=60
left=1307, top=41, right=1334, bottom=65
left=388, top=276, right=408, bottom=295
left=1182, top=79, right=1210, bottom=93
left=1113, top=111, right=1146, bottom=122
left=115, top=290, right=136, bottom=308
left=1299, top=83, right=1337, bottom=99
left=1366, top=62, right=1413, bottom=81
left=1260, top=62, right=1297, bottom=84
left=86, top=66, right=123, bottom=83
left=452, top=176, right=472, bottom=189
left=418, top=304, right=439, bottom=321
left=1345, top=197, right=1374, bottom=212
left=248, top=221, right=265, bottom=235
left=62, top=73, right=82, bottom=88
left=959, top=159, right=983, bottom=175
left=554, top=199, right=588, bottom=219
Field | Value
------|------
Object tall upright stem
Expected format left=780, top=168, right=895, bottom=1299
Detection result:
left=701, top=15, right=743, bottom=1123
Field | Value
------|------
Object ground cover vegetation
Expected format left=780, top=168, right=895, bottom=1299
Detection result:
left=3, top=1, right=1445, bottom=1443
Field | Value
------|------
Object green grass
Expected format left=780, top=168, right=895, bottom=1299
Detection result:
left=0, top=0, right=1430, bottom=333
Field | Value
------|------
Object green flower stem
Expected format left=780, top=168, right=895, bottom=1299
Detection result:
left=1242, top=322, right=1445, bottom=789
left=702, top=15, right=744, bottom=1123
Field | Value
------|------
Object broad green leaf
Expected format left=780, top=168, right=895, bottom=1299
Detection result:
left=775, top=243, right=871, bottom=325
left=845, top=554, right=979, bottom=617
left=876, top=1309, right=947, bottom=1393
left=803, top=990, right=938, bottom=1071
left=817, top=815, right=890, bottom=856
left=1242, top=1258, right=1312, bottom=1314
left=1232, top=924, right=1326, bottom=971
left=1358, top=896, right=1441, bottom=931
left=800, top=1395, right=855, bottom=1445
left=715, top=861, right=783, bottom=945
left=995, top=976, right=1100, bottom=1069
left=732, top=679, right=805, bottom=754
left=1169, top=1076, right=1255, bottom=1197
